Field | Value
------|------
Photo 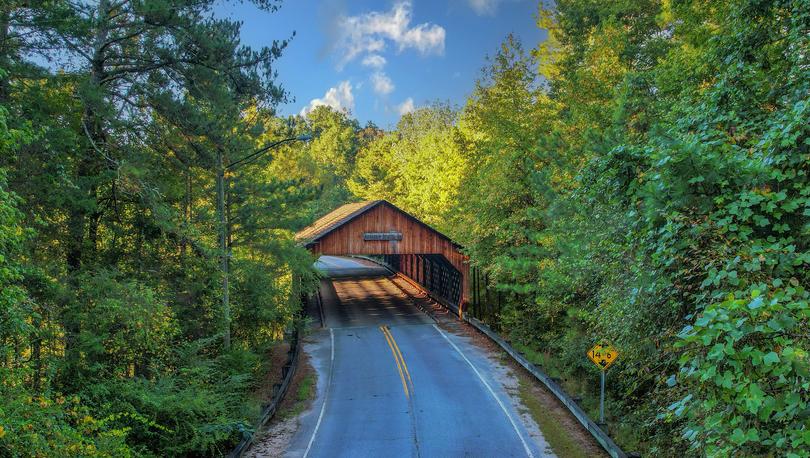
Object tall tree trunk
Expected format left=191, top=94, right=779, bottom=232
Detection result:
left=181, top=167, right=191, bottom=260
left=0, top=8, right=10, bottom=102
left=31, top=316, right=41, bottom=392
left=67, top=0, right=112, bottom=273
left=217, top=150, right=230, bottom=349
left=64, top=0, right=112, bottom=381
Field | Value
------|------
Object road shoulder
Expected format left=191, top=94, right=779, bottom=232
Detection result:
left=247, top=331, right=330, bottom=458
left=435, top=316, right=607, bottom=458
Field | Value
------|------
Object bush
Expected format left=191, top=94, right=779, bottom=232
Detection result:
left=80, top=339, right=263, bottom=457
left=0, top=376, right=135, bottom=457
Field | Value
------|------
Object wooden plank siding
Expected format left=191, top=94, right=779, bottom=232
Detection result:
left=303, top=202, right=469, bottom=305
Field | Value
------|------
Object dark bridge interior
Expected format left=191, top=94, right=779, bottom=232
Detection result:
left=364, top=253, right=462, bottom=308
left=314, top=256, right=435, bottom=327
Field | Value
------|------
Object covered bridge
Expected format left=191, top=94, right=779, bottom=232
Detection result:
left=295, top=200, right=469, bottom=308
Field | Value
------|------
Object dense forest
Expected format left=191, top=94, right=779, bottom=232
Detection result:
left=1, top=0, right=808, bottom=457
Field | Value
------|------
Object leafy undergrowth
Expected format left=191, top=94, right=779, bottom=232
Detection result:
left=0, top=342, right=268, bottom=457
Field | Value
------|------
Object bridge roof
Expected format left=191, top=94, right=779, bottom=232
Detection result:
left=295, top=200, right=460, bottom=248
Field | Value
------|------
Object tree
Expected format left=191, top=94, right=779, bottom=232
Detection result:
left=350, top=102, right=465, bottom=233
left=455, top=35, right=559, bottom=301
left=0, top=2, right=326, bottom=454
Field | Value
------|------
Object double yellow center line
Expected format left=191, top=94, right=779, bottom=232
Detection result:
left=380, top=325, right=414, bottom=398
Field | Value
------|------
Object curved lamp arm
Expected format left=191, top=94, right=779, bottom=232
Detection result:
left=225, top=133, right=312, bottom=171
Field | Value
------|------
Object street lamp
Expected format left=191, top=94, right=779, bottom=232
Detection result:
left=217, top=133, right=312, bottom=350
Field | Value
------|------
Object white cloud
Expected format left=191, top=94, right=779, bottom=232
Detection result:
left=370, top=72, right=395, bottom=95
left=396, top=97, right=415, bottom=115
left=362, top=54, right=387, bottom=69
left=335, top=1, right=445, bottom=69
left=300, top=81, right=355, bottom=116
left=468, top=0, right=502, bottom=15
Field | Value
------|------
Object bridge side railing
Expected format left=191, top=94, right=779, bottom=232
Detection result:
left=364, top=253, right=463, bottom=308
left=467, top=266, right=505, bottom=330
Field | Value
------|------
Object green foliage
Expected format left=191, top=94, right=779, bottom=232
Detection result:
left=92, top=340, right=263, bottom=456
left=455, top=35, right=560, bottom=298
left=64, top=270, right=179, bottom=384
left=3, top=1, right=808, bottom=456
left=348, top=1, right=810, bottom=456
left=0, top=2, right=330, bottom=455
left=0, top=168, right=29, bottom=362
left=671, top=290, right=809, bottom=457
left=349, top=102, right=465, bottom=233
left=260, top=106, right=379, bottom=224
left=1, top=121, right=133, bottom=456
left=0, top=387, right=135, bottom=457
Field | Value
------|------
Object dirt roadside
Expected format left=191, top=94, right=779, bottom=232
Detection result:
left=244, top=343, right=317, bottom=458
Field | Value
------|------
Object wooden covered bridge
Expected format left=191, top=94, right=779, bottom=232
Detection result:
left=295, top=200, right=469, bottom=308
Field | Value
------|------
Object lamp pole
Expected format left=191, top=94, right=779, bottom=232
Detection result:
left=218, top=134, right=312, bottom=350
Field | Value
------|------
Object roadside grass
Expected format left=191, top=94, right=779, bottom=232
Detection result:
left=510, top=341, right=642, bottom=455
left=297, top=373, right=316, bottom=402
left=511, top=342, right=564, bottom=378
left=515, top=373, right=591, bottom=458
left=279, top=372, right=316, bottom=419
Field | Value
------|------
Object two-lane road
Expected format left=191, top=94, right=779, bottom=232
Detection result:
left=286, top=257, right=553, bottom=458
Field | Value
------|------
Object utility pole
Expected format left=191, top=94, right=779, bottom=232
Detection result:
left=217, top=134, right=312, bottom=350
left=217, top=149, right=231, bottom=349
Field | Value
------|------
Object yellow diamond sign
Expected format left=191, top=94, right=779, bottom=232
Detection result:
left=587, top=342, right=618, bottom=370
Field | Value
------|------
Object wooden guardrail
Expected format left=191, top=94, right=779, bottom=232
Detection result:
left=227, top=321, right=304, bottom=457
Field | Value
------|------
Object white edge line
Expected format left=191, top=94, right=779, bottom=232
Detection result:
left=303, top=328, right=334, bottom=458
left=433, top=324, right=535, bottom=458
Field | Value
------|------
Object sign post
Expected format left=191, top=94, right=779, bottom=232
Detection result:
left=587, top=342, right=618, bottom=425
left=600, top=370, right=606, bottom=423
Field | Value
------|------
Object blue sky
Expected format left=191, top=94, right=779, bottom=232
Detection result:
left=215, top=0, right=547, bottom=128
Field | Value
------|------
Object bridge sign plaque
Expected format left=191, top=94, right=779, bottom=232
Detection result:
left=363, top=231, right=403, bottom=241
left=587, top=342, right=618, bottom=371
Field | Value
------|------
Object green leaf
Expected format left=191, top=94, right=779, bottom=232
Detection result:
left=748, top=296, right=764, bottom=309
left=731, top=428, right=747, bottom=445
left=763, top=352, right=780, bottom=365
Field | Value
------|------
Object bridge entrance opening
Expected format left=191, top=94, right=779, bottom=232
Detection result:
left=313, top=255, right=434, bottom=327
left=296, top=200, right=469, bottom=313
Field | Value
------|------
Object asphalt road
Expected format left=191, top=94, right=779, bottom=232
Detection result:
left=314, top=255, right=391, bottom=279
left=286, top=256, right=553, bottom=458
